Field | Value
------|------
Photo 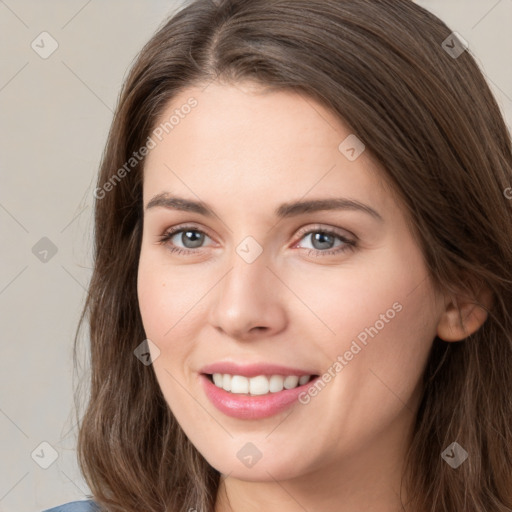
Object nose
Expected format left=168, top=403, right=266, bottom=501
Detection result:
left=208, top=249, right=288, bottom=341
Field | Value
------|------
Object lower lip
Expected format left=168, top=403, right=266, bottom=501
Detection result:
left=200, top=374, right=320, bottom=420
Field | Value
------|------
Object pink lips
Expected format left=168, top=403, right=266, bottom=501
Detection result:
left=200, top=375, right=320, bottom=420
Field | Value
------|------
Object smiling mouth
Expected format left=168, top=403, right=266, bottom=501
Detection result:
left=203, top=372, right=320, bottom=396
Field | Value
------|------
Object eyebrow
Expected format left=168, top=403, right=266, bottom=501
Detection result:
left=145, top=193, right=383, bottom=221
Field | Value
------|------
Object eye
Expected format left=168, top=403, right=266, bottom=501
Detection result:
left=157, top=225, right=213, bottom=255
left=156, top=224, right=357, bottom=257
left=293, top=226, right=356, bottom=257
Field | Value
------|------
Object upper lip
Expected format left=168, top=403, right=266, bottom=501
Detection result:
left=200, top=361, right=319, bottom=378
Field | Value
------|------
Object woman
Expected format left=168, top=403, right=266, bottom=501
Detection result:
left=44, top=0, right=512, bottom=511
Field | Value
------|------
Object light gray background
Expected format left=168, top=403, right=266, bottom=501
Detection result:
left=1, top=1, right=511, bottom=511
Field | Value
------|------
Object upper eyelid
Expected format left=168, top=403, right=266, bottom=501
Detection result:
left=295, top=223, right=355, bottom=239
left=164, top=223, right=214, bottom=240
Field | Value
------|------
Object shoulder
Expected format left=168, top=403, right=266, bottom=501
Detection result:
left=41, top=499, right=100, bottom=512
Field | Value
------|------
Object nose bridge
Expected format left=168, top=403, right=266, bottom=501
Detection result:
left=222, top=241, right=271, bottom=305
left=209, top=238, right=286, bottom=337
left=220, top=221, right=271, bottom=291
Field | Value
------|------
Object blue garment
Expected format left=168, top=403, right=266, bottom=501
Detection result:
left=42, top=499, right=100, bottom=512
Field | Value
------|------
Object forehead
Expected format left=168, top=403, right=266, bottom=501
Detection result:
left=142, top=81, right=393, bottom=216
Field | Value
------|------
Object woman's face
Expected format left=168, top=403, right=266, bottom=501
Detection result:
left=137, top=81, right=445, bottom=485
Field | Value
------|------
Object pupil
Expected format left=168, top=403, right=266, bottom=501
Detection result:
left=183, top=230, right=204, bottom=248
left=313, top=232, right=333, bottom=250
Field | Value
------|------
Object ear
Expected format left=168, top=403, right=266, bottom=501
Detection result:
left=436, top=283, right=493, bottom=342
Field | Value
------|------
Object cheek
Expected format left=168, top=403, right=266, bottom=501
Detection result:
left=137, top=248, right=212, bottom=359
left=281, top=242, right=438, bottom=457
left=136, top=252, right=201, bottom=407
left=138, top=246, right=186, bottom=335
left=291, top=236, right=438, bottom=395
left=137, top=262, right=169, bottom=340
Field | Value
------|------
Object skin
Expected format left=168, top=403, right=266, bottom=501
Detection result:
left=137, top=81, right=489, bottom=512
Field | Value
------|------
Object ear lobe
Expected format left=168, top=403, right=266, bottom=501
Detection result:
left=436, top=285, right=493, bottom=342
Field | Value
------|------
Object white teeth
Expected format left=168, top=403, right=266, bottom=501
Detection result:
left=249, top=375, right=269, bottom=395
left=210, top=373, right=314, bottom=395
left=269, top=375, right=284, bottom=392
left=299, top=375, right=310, bottom=385
left=231, top=375, right=249, bottom=394
left=222, top=374, right=231, bottom=391
left=283, top=375, right=299, bottom=389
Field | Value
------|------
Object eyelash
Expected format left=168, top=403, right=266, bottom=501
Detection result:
left=157, top=224, right=357, bottom=258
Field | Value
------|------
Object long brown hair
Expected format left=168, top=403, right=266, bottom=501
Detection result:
left=73, top=1, right=512, bottom=510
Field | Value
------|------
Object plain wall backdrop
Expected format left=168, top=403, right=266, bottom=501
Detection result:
left=0, top=1, right=511, bottom=511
